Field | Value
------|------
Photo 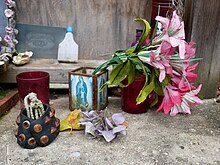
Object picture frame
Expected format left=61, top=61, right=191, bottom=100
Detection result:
left=69, top=67, right=108, bottom=111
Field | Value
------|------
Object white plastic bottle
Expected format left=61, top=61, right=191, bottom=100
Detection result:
left=58, top=26, right=78, bottom=63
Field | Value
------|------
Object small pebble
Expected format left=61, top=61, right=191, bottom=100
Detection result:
left=71, top=151, right=80, bottom=157
left=189, top=129, right=197, bottom=133
left=163, top=152, right=169, bottom=156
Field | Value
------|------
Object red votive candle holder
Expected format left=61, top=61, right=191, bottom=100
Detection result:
left=121, top=75, right=148, bottom=114
left=16, top=71, right=50, bottom=107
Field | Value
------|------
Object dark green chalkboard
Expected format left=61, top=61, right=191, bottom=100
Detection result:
left=16, top=23, right=66, bottom=59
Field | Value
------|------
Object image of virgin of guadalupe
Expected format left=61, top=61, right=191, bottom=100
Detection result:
left=76, top=76, right=89, bottom=110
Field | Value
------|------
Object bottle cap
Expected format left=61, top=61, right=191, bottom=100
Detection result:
left=136, top=29, right=143, bottom=37
left=66, top=26, right=73, bottom=32
left=136, top=29, right=143, bottom=33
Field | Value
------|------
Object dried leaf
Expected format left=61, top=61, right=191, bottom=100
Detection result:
left=60, top=109, right=83, bottom=131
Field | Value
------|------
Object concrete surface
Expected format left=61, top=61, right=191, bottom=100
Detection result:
left=0, top=95, right=219, bottom=165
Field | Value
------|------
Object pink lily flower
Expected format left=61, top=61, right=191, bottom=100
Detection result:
left=170, top=58, right=198, bottom=87
left=170, top=84, right=203, bottom=116
left=153, top=10, right=186, bottom=59
left=169, top=101, right=191, bottom=116
left=169, top=62, right=198, bottom=92
left=168, top=41, right=196, bottom=74
left=156, top=85, right=182, bottom=114
left=172, top=62, right=198, bottom=85
left=150, top=52, right=172, bottom=82
left=183, top=84, right=203, bottom=106
left=159, top=40, right=176, bottom=56
left=184, top=63, right=198, bottom=82
left=171, top=69, right=197, bottom=94
left=178, top=79, right=196, bottom=93
left=184, top=42, right=196, bottom=59
left=4, top=9, right=14, bottom=18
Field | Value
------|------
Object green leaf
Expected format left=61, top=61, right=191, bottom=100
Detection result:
left=154, top=78, right=164, bottom=96
left=118, top=55, right=128, bottom=62
left=136, top=74, right=155, bottom=104
left=99, top=81, right=110, bottom=92
left=162, top=75, right=171, bottom=86
left=150, top=94, right=158, bottom=108
left=136, top=51, right=151, bottom=57
left=93, top=56, right=121, bottom=74
left=99, top=60, right=134, bottom=91
left=125, top=46, right=136, bottom=55
left=119, top=60, right=135, bottom=87
left=114, top=50, right=127, bottom=56
left=109, top=62, right=127, bottom=85
left=126, top=61, right=135, bottom=86
left=130, top=57, right=150, bottom=74
left=152, top=69, right=164, bottom=96
left=112, top=61, right=134, bottom=87
left=133, top=18, right=151, bottom=52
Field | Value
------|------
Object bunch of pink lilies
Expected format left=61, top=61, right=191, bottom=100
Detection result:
left=144, top=11, right=203, bottom=116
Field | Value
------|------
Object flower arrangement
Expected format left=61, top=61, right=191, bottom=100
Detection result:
left=93, top=10, right=202, bottom=116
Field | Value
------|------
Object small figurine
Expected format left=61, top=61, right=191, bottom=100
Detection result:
left=24, top=92, right=45, bottom=119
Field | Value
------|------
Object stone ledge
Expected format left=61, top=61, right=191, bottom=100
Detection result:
left=0, top=58, right=106, bottom=86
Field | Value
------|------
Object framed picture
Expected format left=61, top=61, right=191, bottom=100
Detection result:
left=69, top=67, right=108, bottom=111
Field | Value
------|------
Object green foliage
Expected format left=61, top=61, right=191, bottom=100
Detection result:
left=133, top=18, right=151, bottom=52
left=94, top=18, right=164, bottom=104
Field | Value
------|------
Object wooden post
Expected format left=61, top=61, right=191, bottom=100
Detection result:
left=183, top=0, right=193, bottom=42
left=190, top=0, right=220, bottom=98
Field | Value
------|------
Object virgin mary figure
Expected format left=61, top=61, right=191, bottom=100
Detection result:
left=76, top=76, right=88, bottom=109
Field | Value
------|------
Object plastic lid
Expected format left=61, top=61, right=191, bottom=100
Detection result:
left=66, top=26, right=73, bottom=32
left=136, top=29, right=143, bottom=33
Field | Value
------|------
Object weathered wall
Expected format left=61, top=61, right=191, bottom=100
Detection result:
left=15, top=0, right=220, bottom=98
left=16, top=0, right=152, bottom=60
left=190, top=0, right=220, bottom=98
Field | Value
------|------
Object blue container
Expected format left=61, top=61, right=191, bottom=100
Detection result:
left=69, top=67, right=108, bottom=111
